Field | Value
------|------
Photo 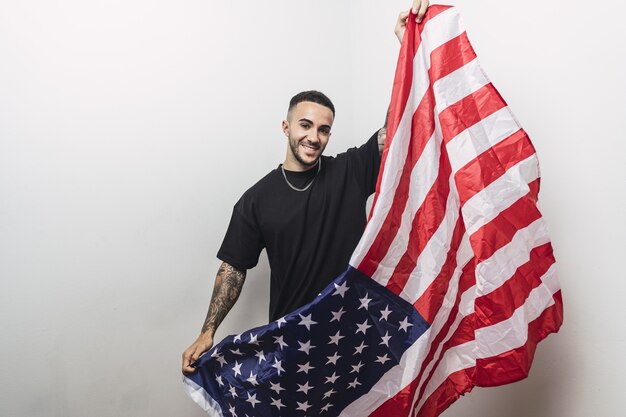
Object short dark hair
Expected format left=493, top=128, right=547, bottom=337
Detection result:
left=288, top=90, right=335, bottom=117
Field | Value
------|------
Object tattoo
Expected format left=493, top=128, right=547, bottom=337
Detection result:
left=377, top=127, right=386, bottom=155
left=201, top=262, right=247, bottom=334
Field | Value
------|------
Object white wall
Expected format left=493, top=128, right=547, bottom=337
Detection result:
left=0, top=1, right=623, bottom=416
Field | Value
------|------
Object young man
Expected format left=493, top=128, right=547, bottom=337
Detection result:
left=182, top=1, right=429, bottom=374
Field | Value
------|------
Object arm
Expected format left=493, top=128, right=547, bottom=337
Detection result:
left=182, top=261, right=247, bottom=374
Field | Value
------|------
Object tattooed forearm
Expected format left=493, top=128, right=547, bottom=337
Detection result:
left=200, top=262, right=247, bottom=334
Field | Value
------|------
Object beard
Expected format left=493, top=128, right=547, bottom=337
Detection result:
left=288, top=136, right=324, bottom=168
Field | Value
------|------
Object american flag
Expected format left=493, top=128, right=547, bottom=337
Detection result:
left=183, top=5, right=563, bottom=417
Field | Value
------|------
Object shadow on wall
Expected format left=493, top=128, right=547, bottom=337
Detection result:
left=446, top=331, right=570, bottom=417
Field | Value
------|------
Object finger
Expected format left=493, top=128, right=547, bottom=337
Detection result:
left=417, top=1, right=429, bottom=23
left=412, top=0, right=421, bottom=15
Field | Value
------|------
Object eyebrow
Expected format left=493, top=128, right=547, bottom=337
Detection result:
left=298, top=118, right=331, bottom=130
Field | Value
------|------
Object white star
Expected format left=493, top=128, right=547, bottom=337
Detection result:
left=321, top=403, right=333, bottom=412
left=215, top=353, right=227, bottom=366
left=330, top=307, right=346, bottom=322
left=380, top=331, right=391, bottom=347
left=297, top=381, right=313, bottom=394
left=356, top=319, right=371, bottom=334
left=326, top=352, right=341, bottom=365
left=298, top=340, right=315, bottom=355
left=296, top=401, right=311, bottom=412
left=351, top=361, right=364, bottom=374
left=270, top=397, right=285, bottom=409
left=246, top=392, right=260, bottom=408
left=216, top=375, right=224, bottom=386
left=325, top=372, right=340, bottom=384
left=329, top=330, right=344, bottom=345
left=246, top=371, right=258, bottom=386
left=248, top=333, right=259, bottom=345
left=255, top=349, right=266, bottom=364
left=234, top=334, right=242, bottom=342
left=232, top=361, right=242, bottom=377
left=229, top=404, right=236, bottom=416
left=273, top=335, right=287, bottom=350
left=333, top=281, right=349, bottom=298
left=229, top=386, right=237, bottom=397
left=398, top=317, right=413, bottom=332
left=376, top=353, right=391, bottom=364
left=380, top=305, right=392, bottom=321
left=269, top=381, right=284, bottom=394
left=297, top=361, right=314, bottom=374
left=348, top=377, right=362, bottom=389
left=355, top=341, right=368, bottom=354
left=272, top=358, right=284, bottom=376
left=276, top=316, right=287, bottom=328
left=298, top=313, right=317, bottom=330
left=323, top=388, right=336, bottom=399
left=358, top=293, right=372, bottom=310
left=230, top=348, right=243, bottom=356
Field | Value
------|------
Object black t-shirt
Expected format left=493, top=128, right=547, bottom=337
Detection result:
left=217, top=131, right=381, bottom=321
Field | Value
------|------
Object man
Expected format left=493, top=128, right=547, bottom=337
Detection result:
left=182, top=1, right=429, bottom=374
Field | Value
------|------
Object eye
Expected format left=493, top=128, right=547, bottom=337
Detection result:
left=300, top=123, right=311, bottom=129
left=320, top=128, right=330, bottom=136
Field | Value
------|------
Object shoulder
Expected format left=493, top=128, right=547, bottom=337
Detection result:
left=235, top=167, right=281, bottom=208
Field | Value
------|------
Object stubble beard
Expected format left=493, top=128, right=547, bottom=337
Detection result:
left=289, top=137, right=323, bottom=168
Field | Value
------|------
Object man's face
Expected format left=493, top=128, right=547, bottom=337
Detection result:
left=282, top=101, right=333, bottom=170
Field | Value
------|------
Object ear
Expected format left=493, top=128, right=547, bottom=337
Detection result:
left=281, top=120, right=289, bottom=138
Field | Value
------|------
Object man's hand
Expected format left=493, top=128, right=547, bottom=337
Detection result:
left=395, top=1, right=430, bottom=43
left=182, top=332, right=214, bottom=374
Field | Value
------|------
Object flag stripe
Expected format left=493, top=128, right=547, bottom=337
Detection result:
left=455, top=129, right=535, bottom=205
left=439, top=82, right=507, bottom=142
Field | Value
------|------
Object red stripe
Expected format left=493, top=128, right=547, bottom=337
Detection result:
left=368, top=258, right=476, bottom=417
left=415, top=366, right=476, bottom=417
left=360, top=29, right=478, bottom=276
left=455, top=129, right=534, bottom=205
left=358, top=88, right=437, bottom=277
left=475, top=243, right=556, bottom=327
left=469, top=178, right=541, bottom=261
left=439, top=83, right=508, bottom=143
left=413, top=217, right=466, bottom=322
left=370, top=6, right=449, bottom=217
left=475, top=291, right=563, bottom=386
left=413, top=292, right=563, bottom=417
left=385, top=140, right=453, bottom=296
left=430, top=31, right=477, bottom=83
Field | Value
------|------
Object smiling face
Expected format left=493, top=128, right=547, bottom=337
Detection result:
left=282, top=101, right=334, bottom=171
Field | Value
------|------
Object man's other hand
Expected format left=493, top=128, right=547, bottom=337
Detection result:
left=182, top=332, right=214, bottom=374
left=395, top=1, right=430, bottom=43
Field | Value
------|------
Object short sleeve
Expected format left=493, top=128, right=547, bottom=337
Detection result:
left=217, top=196, right=265, bottom=271
left=343, top=130, right=382, bottom=197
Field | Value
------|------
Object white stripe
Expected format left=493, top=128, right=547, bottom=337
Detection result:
left=369, top=131, right=440, bottom=287
left=475, top=263, right=559, bottom=357
left=399, top=175, right=461, bottom=303
left=350, top=7, right=465, bottom=269
left=476, top=217, right=551, bottom=295
left=183, top=376, right=223, bottom=417
left=446, top=107, right=521, bottom=172
left=340, top=231, right=474, bottom=417
left=463, top=154, right=539, bottom=235
left=414, top=260, right=559, bottom=413
left=433, top=58, right=490, bottom=110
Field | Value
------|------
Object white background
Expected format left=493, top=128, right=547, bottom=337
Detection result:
left=1, top=1, right=624, bottom=416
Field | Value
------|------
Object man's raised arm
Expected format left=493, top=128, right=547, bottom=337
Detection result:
left=182, top=261, right=247, bottom=374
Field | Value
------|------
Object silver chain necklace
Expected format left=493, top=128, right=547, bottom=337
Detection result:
left=281, top=158, right=322, bottom=192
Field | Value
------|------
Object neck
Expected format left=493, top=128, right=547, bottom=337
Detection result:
left=282, top=156, right=319, bottom=172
